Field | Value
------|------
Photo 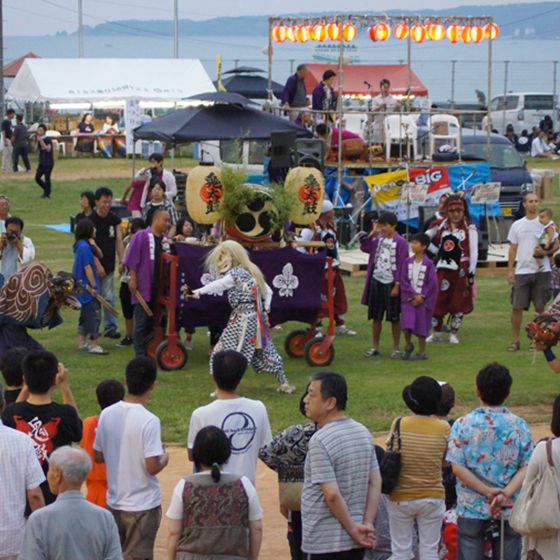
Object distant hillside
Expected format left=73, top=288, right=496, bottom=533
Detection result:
left=67, top=3, right=560, bottom=39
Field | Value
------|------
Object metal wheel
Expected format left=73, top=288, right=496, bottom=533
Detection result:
left=304, top=337, right=335, bottom=367
left=284, top=329, right=313, bottom=358
left=155, top=340, right=188, bottom=371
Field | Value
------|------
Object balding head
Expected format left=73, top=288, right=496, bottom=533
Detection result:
left=48, top=446, right=92, bottom=494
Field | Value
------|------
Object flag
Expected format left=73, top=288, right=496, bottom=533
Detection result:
left=216, top=56, right=226, bottom=92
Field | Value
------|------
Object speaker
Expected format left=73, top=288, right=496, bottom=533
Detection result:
left=270, top=132, right=296, bottom=168
left=294, top=138, right=325, bottom=170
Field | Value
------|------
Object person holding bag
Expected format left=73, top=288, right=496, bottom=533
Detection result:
left=386, top=376, right=450, bottom=560
left=512, top=396, right=560, bottom=560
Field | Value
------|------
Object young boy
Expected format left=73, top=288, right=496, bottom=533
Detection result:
left=81, top=379, right=125, bottom=508
left=360, top=211, right=408, bottom=358
left=399, top=233, right=439, bottom=360
left=535, top=208, right=556, bottom=271
left=142, top=181, right=178, bottom=227
left=0, top=347, right=28, bottom=404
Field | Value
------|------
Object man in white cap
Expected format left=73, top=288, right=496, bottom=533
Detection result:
left=298, top=199, right=356, bottom=336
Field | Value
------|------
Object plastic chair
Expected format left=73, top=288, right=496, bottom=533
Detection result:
left=383, top=114, right=418, bottom=160
left=427, top=114, right=461, bottom=156
left=45, top=130, right=66, bottom=156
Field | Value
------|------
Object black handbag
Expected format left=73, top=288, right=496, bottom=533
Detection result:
left=380, top=417, right=402, bottom=494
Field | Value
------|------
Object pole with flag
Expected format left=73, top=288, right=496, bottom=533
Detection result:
left=216, top=56, right=226, bottom=92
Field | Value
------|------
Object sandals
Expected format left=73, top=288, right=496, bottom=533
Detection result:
left=507, top=341, right=520, bottom=352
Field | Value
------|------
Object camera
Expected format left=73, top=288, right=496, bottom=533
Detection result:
left=6, top=231, right=18, bottom=241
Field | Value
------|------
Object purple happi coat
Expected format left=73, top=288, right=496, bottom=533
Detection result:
left=360, top=233, right=409, bottom=305
left=122, top=228, right=158, bottom=305
left=399, top=255, right=438, bottom=337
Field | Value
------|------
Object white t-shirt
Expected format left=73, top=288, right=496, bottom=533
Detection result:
left=411, top=260, right=423, bottom=293
left=508, top=216, right=552, bottom=274
left=166, top=472, right=263, bottom=521
left=94, top=401, right=164, bottom=511
left=373, top=238, right=395, bottom=284
left=187, top=397, right=273, bottom=485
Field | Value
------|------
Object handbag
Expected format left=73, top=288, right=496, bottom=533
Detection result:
left=510, top=439, right=560, bottom=539
left=380, top=417, right=402, bottom=495
left=278, top=481, right=303, bottom=512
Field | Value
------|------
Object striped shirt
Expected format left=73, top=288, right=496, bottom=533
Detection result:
left=388, top=415, right=450, bottom=502
left=302, top=417, right=378, bottom=554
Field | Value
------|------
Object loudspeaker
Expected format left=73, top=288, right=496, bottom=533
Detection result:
left=294, top=138, right=325, bottom=170
left=270, top=132, right=296, bottom=168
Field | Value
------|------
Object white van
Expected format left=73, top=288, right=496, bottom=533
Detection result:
left=489, top=92, right=559, bottom=135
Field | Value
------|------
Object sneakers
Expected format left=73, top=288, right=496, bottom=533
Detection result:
left=402, top=344, right=415, bottom=360
left=337, top=325, right=357, bottom=336
left=78, top=342, right=89, bottom=351
left=277, top=383, right=296, bottom=394
left=116, top=336, right=133, bottom=347
left=104, top=329, right=121, bottom=339
left=364, top=348, right=381, bottom=357
left=88, top=345, right=108, bottom=355
left=449, top=334, right=460, bottom=344
left=390, top=350, right=403, bottom=359
left=426, top=332, right=443, bottom=343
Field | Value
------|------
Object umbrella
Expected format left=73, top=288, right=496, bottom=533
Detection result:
left=185, top=91, right=257, bottom=107
left=223, top=66, right=264, bottom=75
left=213, top=74, right=284, bottom=100
left=133, top=104, right=311, bottom=144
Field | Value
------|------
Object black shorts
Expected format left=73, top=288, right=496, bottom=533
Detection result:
left=119, top=282, right=133, bottom=320
left=367, top=278, right=400, bottom=322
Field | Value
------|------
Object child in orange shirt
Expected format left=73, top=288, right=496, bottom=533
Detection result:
left=81, top=378, right=125, bottom=507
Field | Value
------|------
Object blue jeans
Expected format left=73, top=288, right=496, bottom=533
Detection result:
left=133, top=303, right=153, bottom=357
left=78, top=299, right=101, bottom=340
left=457, top=517, right=521, bottom=560
left=100, top=273, right=118, bottom=333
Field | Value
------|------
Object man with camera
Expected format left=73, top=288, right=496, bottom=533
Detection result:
left=0, top=216, right=35, bottom=282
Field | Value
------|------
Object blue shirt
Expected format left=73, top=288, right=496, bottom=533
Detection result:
left=73, top=239, right=99, bottom=305
left=446, top=406, right=533, bottom=520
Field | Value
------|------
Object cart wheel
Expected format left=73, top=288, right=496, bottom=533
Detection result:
left=284, top=329, right=312, bottom=358
left=304, top=337, right=335, bottom=367
left=155, top=340, right=188, bottom=371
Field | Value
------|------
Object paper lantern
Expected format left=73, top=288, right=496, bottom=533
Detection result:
left=285, top=167, right=325, bottom=226
left=446, top=24, right=462, bottom=43
left=311, top=24, right=326, bottom=42
left=286, top=25, right=298, bottom=42
left=296, top=25, right=310, bottom=43
left=484, top=22, right=500, bottom=40
left=427, top=23, right=445, bottom=41
left=271, top=25, right=287, bottom=43
left=461, top=25, right=473, bottom=43
left=410, top=24, right=426, bottom=43
left=394, top=22, right=409, bottom=40
left=469, top=24, right=484, bottom=43
left=343, top=23, right=358, bottom=42
left=186, top=164, right=223, bottom=225
left=373, top=22, right=391, bottom=41
left=368, top=26, right=378, bottom=42
left=326, top=22, right=341, bottom=41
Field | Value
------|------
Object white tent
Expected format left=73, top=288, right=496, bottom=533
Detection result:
left=7, top=58, right=215, bottom=103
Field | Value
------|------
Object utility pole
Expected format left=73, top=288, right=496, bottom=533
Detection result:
left=78, top=0, right=84, bottom=57
left=0, top=0, right=4, bottom=117
left=173, top=0, right=178, bottom=58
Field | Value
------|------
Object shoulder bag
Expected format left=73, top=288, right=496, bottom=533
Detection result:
left=380, top=417, right=402, bottom=495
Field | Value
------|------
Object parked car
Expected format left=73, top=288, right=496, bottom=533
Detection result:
left=488, top=92, right=559, bottom=135
left=462, top=131, right=534, bottom=215
left=431, top=101, right=486, bottom=130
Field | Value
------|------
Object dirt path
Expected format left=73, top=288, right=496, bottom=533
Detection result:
left=153, top=424, right=553, bottom=560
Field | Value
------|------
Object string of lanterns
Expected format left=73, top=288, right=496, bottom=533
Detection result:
left=271, top=21, right=499, bottom=44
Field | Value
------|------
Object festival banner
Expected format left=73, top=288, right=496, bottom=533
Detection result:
left=175, top=244, right=326, bottom=330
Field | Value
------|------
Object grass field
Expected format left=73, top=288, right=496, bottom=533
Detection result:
left=1, top=155, right=559, bottom=443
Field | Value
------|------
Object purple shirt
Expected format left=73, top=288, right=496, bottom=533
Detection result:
left=122, top=228, right=159, bottom=304
left=281, top=74, right=307, bottom=107
left=330, top=127, right=361, bottom=147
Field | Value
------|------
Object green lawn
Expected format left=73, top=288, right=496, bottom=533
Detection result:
left=1, top=157, right=558, bottom=443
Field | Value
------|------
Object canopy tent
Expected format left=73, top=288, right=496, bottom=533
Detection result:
left=7, top=58, right=215, bottom=103
left=186, top=91, right=257, bottom=107
left=133, top=104, right=311, bottom=144
left=3, top=52, right=40, bottom=78
left=303, top=63, right=429, bottom=97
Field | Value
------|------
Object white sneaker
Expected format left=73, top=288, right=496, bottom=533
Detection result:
left=449, top=334, right=460, bottom=344
left=426, top=333, right=443, bottom=343
left=337, top=325, right=357, bottom=336
left=88, top=345, right=108, bottom=355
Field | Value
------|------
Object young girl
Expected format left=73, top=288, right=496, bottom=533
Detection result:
left=184, top=240, right=295, bottom=394
left=72, top=219, right=107, bottom=355
left=142, top=181, right=178, bottom=228
left=75, top=190, right=95, bottom=223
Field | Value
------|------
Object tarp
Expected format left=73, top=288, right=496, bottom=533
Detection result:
left=7, top=58, right=215, bottom=102
left=133, top=104, right=312, bottom=143
left=213, top=74, right=284, bottom=100
left=304, top=63, right=429, bottom=97
left=175, top=244, right=326, bottom=329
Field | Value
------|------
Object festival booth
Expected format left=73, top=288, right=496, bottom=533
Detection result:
left=7, top=58, right=216, bottom=155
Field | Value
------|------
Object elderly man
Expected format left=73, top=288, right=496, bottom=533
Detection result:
left=0, top=384, right=45, bottom=560
left=19, top=446, right=122, bottom=560
left=282, top=64, right=309, bottom=120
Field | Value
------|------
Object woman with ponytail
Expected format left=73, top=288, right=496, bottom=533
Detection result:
left=166, top=426, right=263, bottom=560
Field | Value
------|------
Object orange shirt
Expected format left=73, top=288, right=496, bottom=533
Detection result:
left=81, top=415, right=108, bottom=508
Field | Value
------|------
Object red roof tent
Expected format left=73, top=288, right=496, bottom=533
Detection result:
left=3, top=52, right=41, bottom=78
left=304, top=63, right=428, bottom=97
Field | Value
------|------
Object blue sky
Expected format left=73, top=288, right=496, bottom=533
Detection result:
left=6, top=0, right=549, bottom=36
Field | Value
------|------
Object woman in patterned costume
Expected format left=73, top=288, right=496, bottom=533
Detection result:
left=185, top=240, right=295, bottom=394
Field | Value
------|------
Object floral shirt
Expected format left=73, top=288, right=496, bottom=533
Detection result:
left=446, top=406, right=533, bottom=520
